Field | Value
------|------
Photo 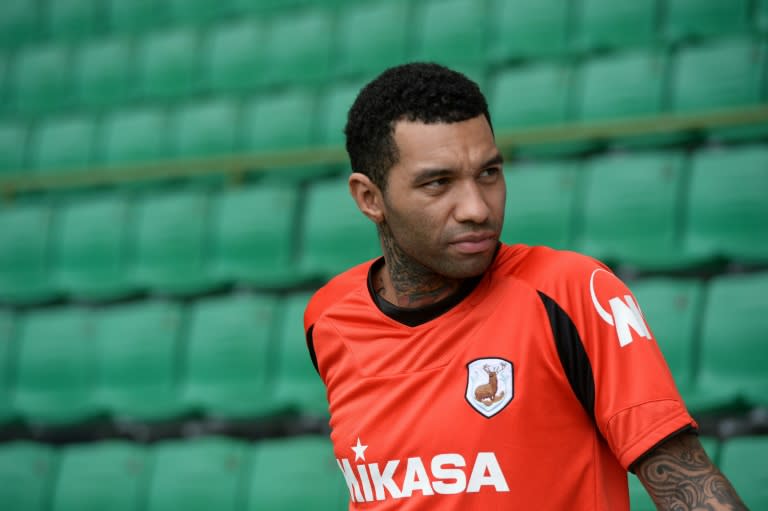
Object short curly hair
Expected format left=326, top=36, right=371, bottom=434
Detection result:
left=345, top=62, right=493, bottom=191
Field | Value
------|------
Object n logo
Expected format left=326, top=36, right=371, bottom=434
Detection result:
left=589, top=269, right=651, bottom=348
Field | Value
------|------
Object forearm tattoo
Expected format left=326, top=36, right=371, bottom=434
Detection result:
left=636, top=433, right=748, bottom=511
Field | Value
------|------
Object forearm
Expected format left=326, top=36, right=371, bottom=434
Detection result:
left=635, top=432, right=748, bottom=511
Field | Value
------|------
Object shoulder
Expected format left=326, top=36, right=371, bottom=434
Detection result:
left=304, top=258, right=376, bottom=332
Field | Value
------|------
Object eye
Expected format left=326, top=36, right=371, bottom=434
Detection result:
left=479, top=167, right=501, bottom=180
left=423, top=177, right=450, bottom=189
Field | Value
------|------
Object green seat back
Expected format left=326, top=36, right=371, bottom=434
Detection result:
left=102, top=107, right=170, bottom=166
left=146, top=437, right=249, bottom=511
left=173, top=99, right=238, bottom=158
left=246, top=436, right=346, bottom=510
left=14, top=306, right=97, bottom=424
left=31, top=115, right=96, bottom=173
left=183, top=294, right=278, bottom=418
left=11, top=43, right=72, bottom=115
left=300, top=177, right=380, bottom=279
left=166, top=0, right=227, bottom=25
left=242, top=89, right=316, bottom=151
left=137, top=27, right=201, bottom=100
left=665, top=0, right=751, bottom=41
left=210, top=184, right=300, bottom=286
left=579, top=151, right=686, bottom=269
left=0, top=309, right=16, bottom=423
left=107, top=0, right=165, bottom=34
left=0, top=0, right=42, bottom=48
left=672, top=37, right=766, bottom=113
left=413, top=0, right=486, bottom=68
left=488, top=0, right=570, bottom=62
left=318, top=80, right=363, bottom=146
left=685, top=145, right=768, bottom=263
left=94, top=301, right=185, bottom=421
left=575, top=0, right=658, bottom=51
left=501, top=161, right=578, bottom=250
left=204, top=20, right=264, bottom=93
left=74, top=37, right=135, bottom=108
left=51, top=442, right=148, bottom=511
left=48, top=0, right=99, bottom=41
left=0, top=122, right=28, bottom=174
left=335, top=0, right=409, bottom=79
left=0, top=442, right=57, bottom=511
left=719, top=436, right=768, bottom=509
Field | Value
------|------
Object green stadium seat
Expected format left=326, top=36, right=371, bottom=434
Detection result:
left=318, top=80, right=363, bottom=147
left=273, top=292, right=330, bottom=417
left=0, top=309, right=17, bottom=424
left=246, top=436, right=347, bottom=510
left=51, top=442, right=148, bottom=511
left=334, top=0, right=409, bottom=79
left=629, top=279, right=704, bottom=398
left=0, top=53, right=9, bottom=110
left=94, top=300, right=188, bottom=423
left=146, top=437, right=249, bottom=511
left=53, top=193, right=137, bottom=300
left=501, top=160, right=579, bottom=250
left=204, top=19, right=264, bottom=94
left=229, top=0, right=311, bottom=14
left=166, top=0, right=228, bottom=25
left=182, top=293, right=280, bottom=419
left=759, top=0, right=768, bottom=34
left=74, top=37, right=136, bottom=109
left=574, top=0, right=659, bottom=52
left=671, top=38, right=766, bottom=113
left=664, top=0, right=751, bottom=42
left=259, top=9, right=333, bottom=87
left=0, top=202, right=58, bottom=305
left=107, top=0, right=166, bottom=34
left=13, top=306, right=100, bottom=425
left=102, top=107, right=170, bottom=166
left=413, top=0, right=486, bottom=69
left=137, top=27, right=201, bottom=100
left=242, top=89, right=316, bottom=152
left=173, top=98, right=238, bottom=158
left=209, top=184, right=303, bottom=287
left=0, top=442, right=57, bottom=511
left=11, top=43, right=72, bottom=115
left=93, top=300, right=187, bottom=422
left=0, top=0, right=42, bottom=48
left=684, top=145, right=768, bottom=264
left=48, top=0, right=100, bottom=41
left=578, top=151, right=688, bottom=269
left=132, top=189, right=217, bottom=296
left=31, top=115, right=96, bottom=174
left=488, top=0, right=571, bottom=62
left=719, top=436, right=768, bottom=509
left=299, top=177, right=380, bottom=280
left=689, top=273, right=768, bottom=412
left=0, top=122, right=28, bottom=175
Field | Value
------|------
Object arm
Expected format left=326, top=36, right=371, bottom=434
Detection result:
left=634, top=432, right=748, bottom=511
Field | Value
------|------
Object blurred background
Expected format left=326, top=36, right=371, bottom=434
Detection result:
left=0, top=0, right=767, bottom=509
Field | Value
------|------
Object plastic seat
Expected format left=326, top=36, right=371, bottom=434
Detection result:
left=242, top=89, right=316, bottom=152
left=93, top=301, right=187, bottom=422
left=102, top=107, right=170, bottom=166
left=246, top=436, right=347, bottom=510
left=166, top=0, right=228, bottom=25
left=182, top=294, right=280, bottom=419
left=672, top=38, right=766, bottom=114
left=0, top=309, right=17, bottom=425
left=11, top=43, right=72, bottom=115
left=259, top=9, right=333, bottom=87
left=273, top=292, right=330, bottom=417
left=172, top=99, right=239, bottom=158
left=719, top=436, right=768, bottom=509
left=146, top=437, right=249, bottom=511
left=0, top=202, right=58, bottom=305
left=299, top=177, right=380, bottom=280
left=0, top=0, right=42, bottom=48
left=132, top=189, right=217, bottom=296
left=335, top=0, right=409, bottom=79
left=13, top=306, right=99, bottom=425
left=578, top=151, right=688, bottom=269
left=53, top=193, right=137, bottom=301
left=574, top=0, right=659, bottom=52
left=690, top=273, right=768, bottom=412
left=664, top=0, right=751, bottom=42
left=209, top=184, right=303, bottom=287
left=684, top=145, right=768, bottom=264
left=0, top=442, right=57, bottom=511
left=488, top=0, right=570, bottom=63
left=51, top=442, right=148, bottom=511
left=0, top=122, right=28, bottom=175
left=0, top=53, right=9, bottom=111
left=74, top=37, right=136, bottom=109
left=413, top=0, right=486, bottom=69
left=204, top=19, right=264, bottom=94
left=137, top=27, right=201, bottom=100
left=501, top=160, right=579, bottom=250
left=107, top=0, right=166, bottom=34
left=31, top=115, right=96, bottom=174
left=318, top=80, right=363, bottom=147
left=48, top=0, right=99, bottom=41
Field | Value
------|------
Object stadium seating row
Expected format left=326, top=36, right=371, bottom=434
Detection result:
left=0, top=436, right=348, bottom=511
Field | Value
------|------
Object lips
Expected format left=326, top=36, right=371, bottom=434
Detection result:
left=449, top=232, right=497, bottom=254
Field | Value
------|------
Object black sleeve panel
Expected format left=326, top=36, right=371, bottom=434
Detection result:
left=306, top=324, right=320, bottom=375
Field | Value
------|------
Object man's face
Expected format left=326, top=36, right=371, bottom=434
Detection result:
left=380, top=115, right=506, bottom=279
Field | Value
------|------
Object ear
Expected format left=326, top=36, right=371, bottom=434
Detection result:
left=349, top=172, right=385, bottom=224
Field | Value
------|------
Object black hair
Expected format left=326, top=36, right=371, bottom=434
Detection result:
left=344, top=62, right=492, bottom=191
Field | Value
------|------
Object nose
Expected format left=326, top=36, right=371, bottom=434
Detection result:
left=454, top=181, right=491, bottom=224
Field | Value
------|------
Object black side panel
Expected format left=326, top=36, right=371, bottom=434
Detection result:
left=306, top=324, right=319, bottom=375
left=537, top=291, right=596, bottom=421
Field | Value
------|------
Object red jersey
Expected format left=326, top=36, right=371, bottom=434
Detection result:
left=304, top=243, right=696, bottom=510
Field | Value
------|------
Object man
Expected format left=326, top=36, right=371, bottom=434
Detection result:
left=304, top=63, right=747, bottom=510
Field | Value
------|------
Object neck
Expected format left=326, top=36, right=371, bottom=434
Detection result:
left=375, top=223, right=462, bottom=308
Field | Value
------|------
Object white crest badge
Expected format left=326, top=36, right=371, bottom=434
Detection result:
left=465, top=357, right=514, bottom=418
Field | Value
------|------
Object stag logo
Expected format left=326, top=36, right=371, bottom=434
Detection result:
left=465, top=358, right=514, bottom=418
